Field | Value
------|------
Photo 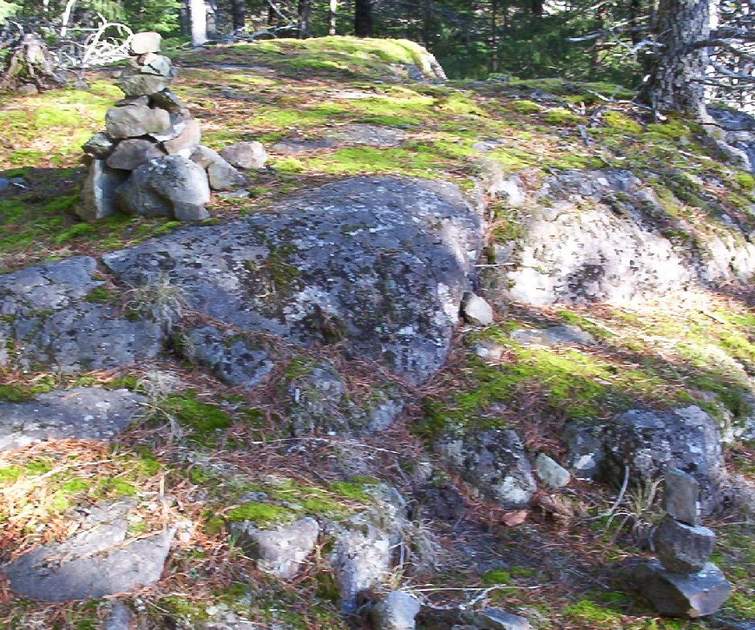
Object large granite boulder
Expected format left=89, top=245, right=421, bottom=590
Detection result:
left=105, top=102, right=171, bottom=139
left=103, top=176, right=483, bottom=384
left=603, top=406, right=727, bottom=515
left=0, top=257, right=163, bottom=373
left=0, top=387, right=145, bottom=451
left=78, top=159, right=129, bottom=221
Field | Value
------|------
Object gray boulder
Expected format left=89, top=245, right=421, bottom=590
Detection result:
left=230, top=517, right=319, bottom=579
left=604, top=406, right=726, bottom=515
left=631, top=560, right=731, bottom=618
left=137, top=53, right=173, bottom=77
left=117, top=155, right=211, bottom=221
left=106, top=138, right=164, bottom=171
left=207, top=158, right=248, bottom=191
left=0, top=387, right=145, bottom=452
left=654, top=515, right=716, bottom=573
left=0, top=257, right=164, bottom=373
left=150, top=89, right=186, bottom=112
left=371, top=591, right=421, bottom=630
left=102, top=176, right=483, bottom=385
left=3, top=502, right=174, bottom=601
left=665, top=468, right=701, bottom=526
left=436, top=428, right=536, bottom=509
left=117, top=72, right=171, bottom=98
left=535, top=453, right=571, bottom=489
left=220, top=141, right=268, bottom=170
left=461, top=292, right=494, bottom=326
left=78, top=159, right=128, bottom=221
left=563, top=422, right=605, bottom=480
left=103, top=602, right=136, bottom=630
left=182, top=325, right=273, bottom=389
left=105, top=103, right=171, bottom=139
left=128, top=31, right=161, bottom=55
left=164, top=118, right=202, bottom=155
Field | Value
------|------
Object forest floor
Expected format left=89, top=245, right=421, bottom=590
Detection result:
left=0, top=37, right=753, bottom=629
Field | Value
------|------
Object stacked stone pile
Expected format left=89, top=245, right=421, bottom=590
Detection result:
left=632, top=468, right=731, bottom=618
left=77, top=31, right=267, bottom=223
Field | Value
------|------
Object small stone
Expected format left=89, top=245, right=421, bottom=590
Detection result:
left=82, top=132, right=115, bottom=158
left=207, top=159, right=248, bottom=191
left=105, top=103, right=171, bottom=139
left=464, top=608, right=531, bottom=630
left=106, top=138, right=164, bottom=171
left=137, top=53, right=173, bottom=77
left=164, top=118, right=202, bottom=155
left=77, top=159, right=129, bottom=221
left=654, top=515, right=716, bottom=573
left=535, top=453, right=571, bottom=489
left=473, top=339, right=505, bottom=362
left=461, top=292, right=494, bottom=326
left=128, top=31, right=162, bottom=55
left=632, top=560, right=731, bottom=618
left=219, top=141, right=269, bottom=170
left=150, top=89, right=186, bottom=112
left=229, top=517, right=319, bottom=579
left=665, top=468, right=701, bottom=526
left=117, top=72, right=171, bottom=98
left=370, top=591, right=421, bottom=630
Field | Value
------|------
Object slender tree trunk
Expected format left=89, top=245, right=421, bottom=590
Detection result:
left=231, top=0, right=246, bottom=31
left=354, top=0, right=373, bottom=37
left=421, top=0, right=432, bottom=48
left=298, top=0, right=312, bottom=38
left=188, top=0, right=208, bottom=46
left=640, top=0, right=710, bottom=116
left=60, top=0, right=77, bottom=37
left=489, top=0, right=499, bottom=73
left=629, top=0, right=643, bottom=45
left=529, top=0, right=544, bottom=17
left=328, top=0, right=338, bottom=35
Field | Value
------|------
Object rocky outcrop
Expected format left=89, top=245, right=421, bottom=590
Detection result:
left=0, top=257, right=163, bottom=373
left=103, top=176, right=483, bottom=385
left=484, top=169, right=755, bottom=306
left=0, top=387, right=145, bottom=451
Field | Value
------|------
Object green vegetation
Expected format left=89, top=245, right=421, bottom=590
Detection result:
left=227, top=501, right=295, bottom=525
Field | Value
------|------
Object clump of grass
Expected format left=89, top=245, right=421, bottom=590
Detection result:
left=227, top=501, right=295, bottom=525
left=124, top=275, right=187, bottom=331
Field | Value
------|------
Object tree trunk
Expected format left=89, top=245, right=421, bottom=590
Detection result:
left=231, top=0, right=246, bottom=31
left=328, top=0, right=338, bottom=35
left=489, top=0, right=499, bottom=73
left=530, top=0, right=544, bottom=17
left=60, top=0, right=77, bottom=37
left=188, top=0, right=208, bottom=46
left=629, top=0, right=643, bottom=45
left=640, top=0, right=710, bottom=116
left=354, top=0, right=373, bottom=37
left=298, top=0, right=312, bottom=38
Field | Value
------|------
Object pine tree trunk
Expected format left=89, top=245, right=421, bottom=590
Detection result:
left=641, top=0, right=711, bottom=116
left=329, top=0, right=338, bottom=35
left=298, top=0, right=312, bottom=38
left=354, top=0, right=373, bottom=37
left=231, top=0, right=246, bottom=31
left=188, top=0, right=208, bottom=46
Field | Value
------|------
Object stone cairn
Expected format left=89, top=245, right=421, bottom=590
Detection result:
left=632, top=468, right=731, bottom=618
left=78, top=31, right=267, bottom=223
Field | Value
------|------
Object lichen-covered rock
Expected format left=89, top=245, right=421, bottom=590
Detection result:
left=116, top=72, right=171, bottom=98
left=510, top=325, right=595, bottom=348
left=103, top=176, right=483, bottom=384
left=117, top=155, right=211, bottom=221
left=463, top=608, right=531, bottom=630
left=665, top=468, right=701, bottom=526
left=230, top=517, right=319, bottom=579
left=604, top=406, right=726, bottom=515
left=163, top=118, right=202, bottom=155
left=535, top=453, right=571, bottom=489
left=3, top=502, right=174, bottom=601
left=484, top=169, right=755, bottom=306
left=436, top=428, right=536, bottom=509
left=0, top=257, right=163, bottom=373
left=181, top=325, right=273, bottom=389
left=461, top=292, right=494, bottom=325
left=284, top=360, right=404, bottom=436
left=328, top=484, right=408, bottom=612
left=0, top=387, right=145, bottom=451
left=106, top=138, right=164, bottom=171
left=82, top=132, right=114, bottom=158
left=128, top=31, right=162, bottom=55
left=370, top=591, right=421, bottom=630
